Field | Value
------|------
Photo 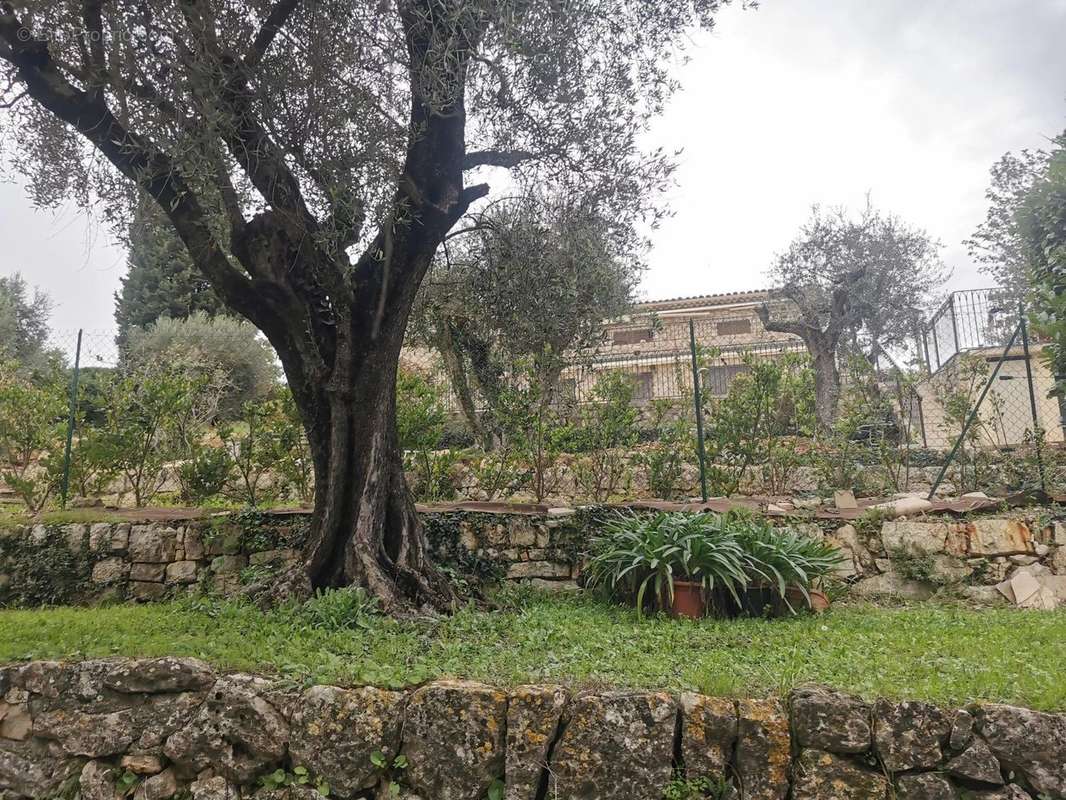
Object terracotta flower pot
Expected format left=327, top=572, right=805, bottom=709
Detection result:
left=669, top=580, right=706, bottom=620
left=784, top=585, right=831, bottom=614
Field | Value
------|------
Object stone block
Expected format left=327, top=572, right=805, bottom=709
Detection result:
left=505, top=561, right=571, bottom=579
left=975, top=703, right=1066, bottom=797
left=967, top=519, right=1033, bottom=557
left=92, top=558, right=129, bottom=584
left=896, top=772, right=957, bottom=800
left=791, top=686, right=871, bottom=754
left=182, top=528, right=206, bottom=561
left=402, top=680, right=507, bottom=800
left=873, top=699, right=950, bottom=773
left=164, top=674, right=289, bottom=784
left=130, top=563, right=166, bottom=583
left=165, top=561, right=200, bottom=585
left=129, top=526, right=179, bottom=563
left=736, top=698, right=790, bottom=800
left=549, top=691, right=675, bottom=800
left=792, top=749, right=887, bottom=800
left=680, top=693, right=736, bottom=780
left=505, top=685, right=568, bottom=800
left=881, top=521, right=948, bottom=556
left=289, top=684, right=405, bottom=798
left=63, top=524, right=89, bottom=551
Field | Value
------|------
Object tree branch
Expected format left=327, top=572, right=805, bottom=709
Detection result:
left=463, top=149, right=536, bottom=170
left=755, top=301, right=818, bottom=339
left=0, top=7, right=257, bottom=321
left=243, top=0, right=301, bottom=70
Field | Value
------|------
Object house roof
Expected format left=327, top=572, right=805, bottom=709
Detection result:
left=632, top=290, right=769, bottom=312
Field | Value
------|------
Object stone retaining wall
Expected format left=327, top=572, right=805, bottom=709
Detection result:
left=0, top=510, right=582, bottom=606
left=5, top=507, right=1066, bottom=608
left=1, top=658, right=1064, bottom=800
left=830, top=514, right=1066, bottom=608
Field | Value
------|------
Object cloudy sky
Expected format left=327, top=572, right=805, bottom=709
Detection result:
left=1, top=0, right=1064, bottom=339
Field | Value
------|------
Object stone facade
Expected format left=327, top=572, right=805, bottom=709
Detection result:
left=1, top=660, right=1063, bottom=800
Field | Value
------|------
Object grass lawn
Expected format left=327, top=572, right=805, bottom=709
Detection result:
left=1, top=590, right=1064, bottom=710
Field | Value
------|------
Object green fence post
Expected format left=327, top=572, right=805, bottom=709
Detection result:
left=60, top=329, right=83, bottom=509
left=927, top=322, right=1021, bottom=500
left=688, top=319, right=709, bottom=502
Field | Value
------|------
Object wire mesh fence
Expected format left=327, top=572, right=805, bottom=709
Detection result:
left=2, top=293, right=1056, bottom=511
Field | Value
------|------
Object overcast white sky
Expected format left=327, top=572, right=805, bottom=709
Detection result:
left=1, top=0, right=1064, bottom=338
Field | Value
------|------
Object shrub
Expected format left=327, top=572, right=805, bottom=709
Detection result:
left=702, top=354, right=814, bottom=496
left=178, top=445, right=233, bottom=505
left=571, top=371, right=639, bottom=501
left=221, top=398, right=289, bottom=508
left=124, top=312, right=279, bottom=419
left=397, top=370, right=458, bottom=501
left=97, top=365, right=209, bottom=507
left=0, top=364, right=67, bottom=510
left=638, top=399, right=691, bottom=500
left=274, top=390, right=315, bottom=505
left=495, top=359, right=574, bottom=502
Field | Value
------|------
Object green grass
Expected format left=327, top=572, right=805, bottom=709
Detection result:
left=0, top=503, right=131, bottom=528
left=1, top=590, right=1064, bottom=710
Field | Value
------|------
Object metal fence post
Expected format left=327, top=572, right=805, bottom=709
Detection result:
left=60, top=329, right=83, bottom=509
left=1018, top=304, right=1047, bottom=493
left=949, top=293, right=962, bottom=358
left=927, top=322, right=1021, bottom=500
left=688, top=319, right=709, bottom=502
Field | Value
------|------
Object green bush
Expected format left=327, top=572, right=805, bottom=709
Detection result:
left=571, top=371, right=639, bottom=501
left=178, top=445, right=234, bottom=505
left=124, top=312, right=279, bottom=419
left=0, top=363, right=68, bottom=511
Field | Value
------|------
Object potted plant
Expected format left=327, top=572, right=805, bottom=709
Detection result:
left=585, top=511, right=748, bottom=619
left=728, top=510, right=843, bottom=616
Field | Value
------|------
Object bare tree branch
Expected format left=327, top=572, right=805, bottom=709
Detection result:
left=243, top=0, right=301, bottom=70
left=463, top=149, right=537, bottom=169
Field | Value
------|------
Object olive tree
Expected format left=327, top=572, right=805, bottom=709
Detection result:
left=0, top=0, right=732, bottom=609
left=757, top=204, right=946, bottom=430
left=412, top=188, right=639, bottom=447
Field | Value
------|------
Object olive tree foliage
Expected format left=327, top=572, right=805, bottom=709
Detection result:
left=411, top=189, right=639, bottom=447
left=124, top=311, right=280, bottom=417
left=966, top=141, right=1056, bottom=308
left=0, top=0, right=734, bottom=610
left=757, top=204, right=947, bottom=430
left=1018, top=131, right=1066, bottom=395
left=0, top=272, right=62, bottom=374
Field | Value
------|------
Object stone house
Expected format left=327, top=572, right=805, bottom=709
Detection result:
left=560, top=290, right=805, bottom=406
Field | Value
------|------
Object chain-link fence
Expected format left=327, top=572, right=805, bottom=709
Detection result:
left=6, top=293, right=1056, bottom=510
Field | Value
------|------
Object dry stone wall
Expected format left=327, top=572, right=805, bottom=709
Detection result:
left=4, top=507, right=1066, bottom=608
left=1, top=659, right=1065, bottom=800
left=829, top=514, right=1066, bottom=608
left=0, top=510, right=582, bottom=606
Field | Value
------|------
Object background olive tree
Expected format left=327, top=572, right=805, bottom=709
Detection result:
left=758, top=204, right=947, bottom=430
left=411, top=189, right=640, bottom=448
left=0, top=0, right=736, bottom=609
